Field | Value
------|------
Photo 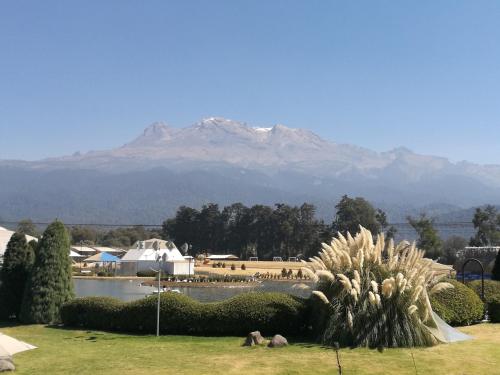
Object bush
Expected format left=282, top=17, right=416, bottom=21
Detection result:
left=430, top=279, right=484, bottom=326
left=230, top=264, right=236, bottom=271
left=468, top=280, right=500, bottom=304
left=136, top=270, right=157, bottom=277
left=241, top=264, right=246, bottom=270
left=489, top=297, right=500, bottom=323
left=61, top=292, right=308, bottom=336
left=61, top=297, right=123, bottom=330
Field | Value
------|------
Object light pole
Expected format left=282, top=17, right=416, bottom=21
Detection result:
left=156, top=250, right=166, bottom=337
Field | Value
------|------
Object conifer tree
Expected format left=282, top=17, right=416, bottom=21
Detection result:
left=20, top=220, right=74, bottom=323
left=492, top=250, right=500, bottom=281
left=0, top=233, right=35, bottom=320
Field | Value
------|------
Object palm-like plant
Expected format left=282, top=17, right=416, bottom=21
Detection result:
left=303, top=226, right=452, bottom=348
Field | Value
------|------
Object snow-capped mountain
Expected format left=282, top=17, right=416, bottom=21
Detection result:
left=1, top=117, right=500, bottom=224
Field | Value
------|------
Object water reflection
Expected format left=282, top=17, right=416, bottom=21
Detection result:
left=74, top=279, right=312, bottom=302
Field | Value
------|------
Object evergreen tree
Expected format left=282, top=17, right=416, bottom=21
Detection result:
left=332, top=195, right=395, bottom=236
left=492, top=250, right=500, bottom=281
left=16, top=219, right=39, bottom=238
left=407, top=214, right=443, bottom=259
left=20, top=220, right=74, bottom=323
left=470, top=205, right=500, bottom=246
left=0, top=233, right=35, bottom=320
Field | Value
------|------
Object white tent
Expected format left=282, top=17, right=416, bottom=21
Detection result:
left=120, top=240, right=193, bottom=276
left=69, top=250, right=81, bottom=258
left=0, top=227, right=38, bottom=258
left=0, top=333, right=37, bottom=357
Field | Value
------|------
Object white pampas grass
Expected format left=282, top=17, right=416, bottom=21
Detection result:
left=368, top=291, right=376, bottom=306
left=303, top=226, right=445, bottom=348
left=312, top=290, right=330, bottom=305
left=429, top=282, right=454, bottom=295
left=408, top=305, right=418, bottom=315
left=371, top=280, right=379, bottom=293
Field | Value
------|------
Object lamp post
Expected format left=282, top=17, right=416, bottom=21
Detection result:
left=155, top=250, right=167, bottom=337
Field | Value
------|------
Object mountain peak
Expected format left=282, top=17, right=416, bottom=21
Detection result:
left=195, top=117, right=246, bottom=127
left=143, top=121, right=171, bottom=136
left=124, top=121, right=173, bottom=148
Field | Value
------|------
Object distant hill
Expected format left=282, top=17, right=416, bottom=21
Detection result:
left=1, top=117, right=499, bottom=226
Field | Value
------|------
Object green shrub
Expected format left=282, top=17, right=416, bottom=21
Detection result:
left=230, top=264, right=236, bottom=270
left=489, top=297, right=500, bottom=323
left=468, top=280, right=500, bottom=304
left=430, top=279, right=484, bottom=326
left=136, top=270, right=157, bottom=277
left=61, top=292, right=308, bottom=336
left=241, top=264, right=246, bottom=270
left=60, top=297, right=123, bottom=330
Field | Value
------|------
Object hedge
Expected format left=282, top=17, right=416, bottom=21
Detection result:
left=468, top=280, right=500, bottom=304
left=489, top=297, right=500, bottom=323
left=61, top=292, right=309, bottom=336
left=430, top=279, right=484, bottom=326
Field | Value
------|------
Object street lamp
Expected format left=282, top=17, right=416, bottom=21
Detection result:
left=155, top=250, right=167, bottom=337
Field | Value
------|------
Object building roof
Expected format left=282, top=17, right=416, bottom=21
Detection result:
left=0, top=226, right=38, bottom=256
left=91, top=246, right=125, bottom=254
left=69, top=250, right=81, bottom=258
left=131, top=238, right=176, bottom=250
left=71, top=245, right=97, bottom=253
left=84, top=252, right=121, bottom=263
left=121, top=246, right=185, bottom=262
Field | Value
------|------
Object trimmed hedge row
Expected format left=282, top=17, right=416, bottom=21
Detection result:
left=61, top=292, right=309, bottom=336
left=430, top=279, right=484, bottom=326
left=468, top=280, right=500, bottom=303
left=489, top=298, right=500, bottom=323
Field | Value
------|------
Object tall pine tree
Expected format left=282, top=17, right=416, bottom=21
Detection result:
left=492, top=250, right=500, bottom=281
left=0, top=233, right=35, bottom=320
left=20, top=220, right=74, bottom=323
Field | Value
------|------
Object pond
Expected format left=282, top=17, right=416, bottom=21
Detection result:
left=74, top=278, right=312, bottom=302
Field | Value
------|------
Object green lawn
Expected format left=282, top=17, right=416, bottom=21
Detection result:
left=2, top=323, right=500, bottom=374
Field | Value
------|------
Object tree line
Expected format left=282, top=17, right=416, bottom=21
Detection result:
left=8, top=198, right=500, bottom=266
left=161, top=196, right=396, bottom=259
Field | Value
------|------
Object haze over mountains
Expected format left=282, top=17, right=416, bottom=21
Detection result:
left=1, top=117, right=499, bottom=225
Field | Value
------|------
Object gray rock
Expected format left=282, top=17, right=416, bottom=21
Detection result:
left=268, top=334, right=288, bottom=348
left=0, top=357, right=15, bottom=372
left=243, top=331, right=266, bottom=346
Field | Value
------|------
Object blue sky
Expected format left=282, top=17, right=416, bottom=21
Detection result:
left=1, top=1, right=500, bottom=163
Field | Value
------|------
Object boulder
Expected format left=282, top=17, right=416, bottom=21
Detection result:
left=268, top=334, right=288, bottom=348
left=243, top=331, right=266, bottom=346
left=0, top=357, right=15, bottom=372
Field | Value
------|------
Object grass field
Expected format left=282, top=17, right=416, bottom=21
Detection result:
left=2, top=323, right=499, bottom=374
left=196, top=260, right=303, bottom=277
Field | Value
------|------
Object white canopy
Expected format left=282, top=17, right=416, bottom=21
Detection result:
left=0, top=333, right=37, bottom=357
left=0, top=227, right=38, bottom=257
left=69, top=250, right=81, bottom=258
left=121, top=246, right=185, bottom=262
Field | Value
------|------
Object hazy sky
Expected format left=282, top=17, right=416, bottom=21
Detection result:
left=1, top=1, right=500, bottom=163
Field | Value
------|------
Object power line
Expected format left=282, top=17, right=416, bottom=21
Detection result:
left=0, top=220, right=163, bottom=228
left=0, top=219, right=476, bottom=228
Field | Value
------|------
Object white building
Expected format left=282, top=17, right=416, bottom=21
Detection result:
left=0, top=226, right=38, bottom=263
left=119, top=239, right=194, bottom=276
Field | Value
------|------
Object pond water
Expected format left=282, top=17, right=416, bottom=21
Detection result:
left=74, top=278, right=312, bottom=302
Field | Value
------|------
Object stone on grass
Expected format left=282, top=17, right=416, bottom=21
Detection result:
left=243, top=331, right=266, bottom=346
left=268, top=334, right=288, bottom=348
left=0, top=357, right=15, bottom=372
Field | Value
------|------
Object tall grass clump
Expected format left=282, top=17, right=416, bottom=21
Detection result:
left=302, top=226, right=453, bottom=348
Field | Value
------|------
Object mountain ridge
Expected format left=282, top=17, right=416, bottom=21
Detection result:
left=1, top=117, right=499, bottom=226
